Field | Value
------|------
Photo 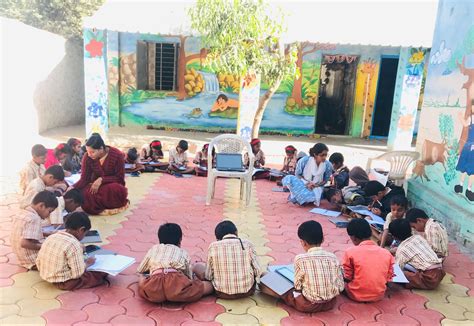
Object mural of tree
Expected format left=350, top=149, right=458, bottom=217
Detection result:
left=290, top=42, right=336, bottom=106
left=189, top=0, right=298, bottom=138
left=167, top=36, right=208, bottom=100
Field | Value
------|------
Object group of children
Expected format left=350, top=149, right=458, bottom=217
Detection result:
left=11, top=136, right=451, bottom=314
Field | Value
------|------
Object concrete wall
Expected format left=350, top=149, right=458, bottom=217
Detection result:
left=408, top=0, right=474, bottom=250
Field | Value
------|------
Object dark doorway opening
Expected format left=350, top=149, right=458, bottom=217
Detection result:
left=371, top=57, right=399, bottom=137
left=315, top=55, right=359, bottom=135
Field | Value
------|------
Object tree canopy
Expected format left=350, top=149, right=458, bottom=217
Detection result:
left=188, top=0, right=298, bottom=87
left=0, top=0, right=104, bottom=38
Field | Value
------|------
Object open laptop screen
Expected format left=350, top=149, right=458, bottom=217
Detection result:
left=216, top=153, right=243, bottom=170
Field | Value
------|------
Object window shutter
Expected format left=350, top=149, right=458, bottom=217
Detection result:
left=136, top=41, right=148, bottom=90
left=147, top=42, right=156, bottom=90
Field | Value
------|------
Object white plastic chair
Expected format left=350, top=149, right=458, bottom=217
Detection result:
left=366, top=151, right=420, bottom=189
left=206, top=134, right=254, bottom=206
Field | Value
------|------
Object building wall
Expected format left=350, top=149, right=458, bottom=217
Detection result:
left=95, top=30, right=423, bottom=137
left=408, top=0, right=474, bottom=249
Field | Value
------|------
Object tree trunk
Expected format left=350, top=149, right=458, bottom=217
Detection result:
left=176, top=36, right=187, bottom=100
left=290, top=48, right=304, bottom=106
left=251, top=77, right=283, bottom=138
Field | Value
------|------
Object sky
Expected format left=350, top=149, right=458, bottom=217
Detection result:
left=84, top=0, right=440, bottom=47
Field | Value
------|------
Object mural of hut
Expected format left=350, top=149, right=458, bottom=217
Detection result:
left=84, top=27, right=429, bottom=139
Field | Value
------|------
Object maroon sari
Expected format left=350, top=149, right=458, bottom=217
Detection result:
left=74, top=146, right=128, bottom=215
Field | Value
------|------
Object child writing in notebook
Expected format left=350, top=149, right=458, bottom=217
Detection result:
left=201, top=220, right=261, bottom=298
left=245, top=138, right=270, bottom=179
left=140, top=140, right=168, bottom=172
left=270, top=145, right=298, bottom=183
left=261, top=220, right=344, bottom=312
left=19, top=144, right=47, bottom=194
left=47, top=189, right=84, bottom=226
left=137, top=223, right=213, bottom=303
left=406, top=208, right=449, bottom=259
left=364, top=181, right=405, bottom=218
left=194, top=143, right=214, bottom=177
left=11, top=191, right=58, bottom=269
left=168, top=140, right=194, bottom=174
left=20, top=165, right=65, bottom=209
left=343, top=219, right=394, bottom=302
left=36, top=212, right=108, bottom=290
left=44, top=143, right=70, bottom=170
left=124, top=148, right=145, bottom=175
left=389, top=219, right=445, bottom=290
left=380, top=195, right=407, bottom=250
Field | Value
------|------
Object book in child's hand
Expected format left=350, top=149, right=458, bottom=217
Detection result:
left=87, top=254, right=135, bottom=276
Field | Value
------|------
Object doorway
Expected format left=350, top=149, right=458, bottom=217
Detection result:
left=371, top=57, right=399, bottom=137
left=315, top=55, right=359, bottom=135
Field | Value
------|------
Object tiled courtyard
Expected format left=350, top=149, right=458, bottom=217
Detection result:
left=1, top=173, right=473, bottom=325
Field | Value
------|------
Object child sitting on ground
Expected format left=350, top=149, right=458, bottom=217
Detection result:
left=19, top=144, right=47, bottom=194
left=343, top=219, right=394, bottom=302
left=63, top=138, right=83, bottom=174
left=270, top=145, right=298, bottom=183
left=36, top=212, right=108, bottom=290
left=137, top=223, right=213, bottom=303
left=47, top=189, right=84, bottom=226
left=140, top=140, right=169, bottom=172
left=245, top=138, right=270, bottom=179
left=168, top=140, right=194, bottom=174
left=389, top=219, right=445, bottom=290
left=11, top=191, right=58, bottom=269
left=194, top=143, right=214, bottom=177
left=203, top=220, right=261, bottom=299
left=364, top=180, right=405, bottom=218
left=380, top=195, right=408, bottom=249
left=406, top=208, right=449, bottom=259
left=20, top=165, right=65, bottom=209
left=329, top=153, right=350, bottom=189
left=261, top=220, right=344, bottom=312
left=124, top=148, right=145, bottom=175
left=44, top=143, right=70, bottom=170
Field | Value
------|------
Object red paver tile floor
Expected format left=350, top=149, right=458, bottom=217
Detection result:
left=0, top=173, right=473, bottom=325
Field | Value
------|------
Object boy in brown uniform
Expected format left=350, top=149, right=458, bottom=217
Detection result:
left=389, top=219, right=445, bottom=289
left=137, top=223, right=213, bottom=303
left=11, top=191, right=58, bottom=269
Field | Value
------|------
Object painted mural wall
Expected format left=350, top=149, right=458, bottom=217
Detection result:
left=408, top=0, right=474, bottom=247
left=101, top=30, right=410, bottom=136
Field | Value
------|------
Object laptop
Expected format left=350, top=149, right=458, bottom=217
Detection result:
left=215, top=153, right=245, bottom=172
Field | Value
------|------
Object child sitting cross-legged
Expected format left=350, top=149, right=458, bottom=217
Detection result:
left=168, top=140, right=194, bottom=174
left=343, top=219, right=394, bottom=302
left=36, top=212, right=108, bottom=290
left=406, top=208, right=449, bottom=260
left=261, top=220, right=344, bottom=313
left=389, top=219, right=445, bottom=290
left=137, top=223, right=213, bottom=303
left=11, top=191, right=58, bottom=269
left=20, top=165, right=65, bottom=209
left=201, top=220, right=261, bottom=299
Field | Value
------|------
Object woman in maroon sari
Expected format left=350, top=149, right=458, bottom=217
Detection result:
left=73, top=134, right=128, bottom=215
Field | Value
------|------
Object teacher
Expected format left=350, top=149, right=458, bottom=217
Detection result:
left=73, top=133, right=128, bottom=215
left=282, top=143, right=332, bottom=206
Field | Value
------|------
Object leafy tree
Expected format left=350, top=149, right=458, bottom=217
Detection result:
left=189, top=0, right=298, bottom=137
left=0, top=0, right=104, bottom=39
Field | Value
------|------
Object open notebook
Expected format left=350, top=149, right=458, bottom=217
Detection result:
left=87, top=254, right=135, bottom=276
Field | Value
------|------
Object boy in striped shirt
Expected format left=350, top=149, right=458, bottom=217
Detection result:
left=262, top=220, right=344, bottom=312
left=203, top=221, right=261, bottom=299
left=406, top=208, right=449, bottom=259
left=389, top=219, right=445, bottom=289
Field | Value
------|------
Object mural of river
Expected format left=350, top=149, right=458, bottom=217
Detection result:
left=122, top=92, right=315, bottom=133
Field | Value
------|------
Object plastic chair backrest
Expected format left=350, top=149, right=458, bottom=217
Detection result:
left=376, top=151, right=420, bottom=180
left=208, top=134, right=251, bottom=166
